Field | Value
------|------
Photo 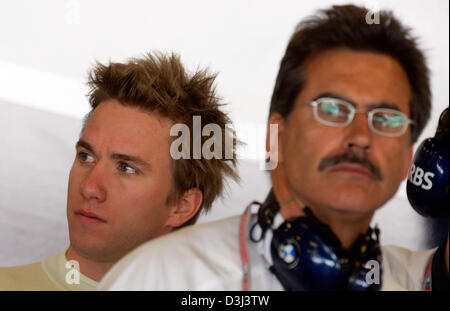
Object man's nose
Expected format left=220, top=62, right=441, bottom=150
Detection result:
left=80, top=163, right=107, bottom=203
left=344, top=112, right=372, bottom=156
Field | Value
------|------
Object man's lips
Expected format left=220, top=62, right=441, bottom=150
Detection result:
left=74, top=209, right=107, bottom=223
left=318, top=152, right=383, bottom=181
left=329, top=163, right=375, bottom=178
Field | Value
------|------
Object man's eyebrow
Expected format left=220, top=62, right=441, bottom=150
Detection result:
left=76, top=140, right=150, bottom=169
left=76, top=140, right=94, bottom=153
left=313, top=92, right=401, bottom=111
left=110, top=153, right=151, bottom=169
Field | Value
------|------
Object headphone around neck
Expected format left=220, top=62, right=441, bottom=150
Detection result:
left=250, top=190, right=383, bottom=291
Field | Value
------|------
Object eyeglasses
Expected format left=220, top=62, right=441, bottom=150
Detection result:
left=305, top=97, right=414, bottom=137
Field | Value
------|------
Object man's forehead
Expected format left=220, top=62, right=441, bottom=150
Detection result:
left=88, top=100, right=173, bottom=130
left=299, top=48, right=411, bottom=112
left=80, top=101, right=173, bottom=156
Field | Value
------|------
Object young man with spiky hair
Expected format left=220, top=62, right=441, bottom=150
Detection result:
left=0, top=53, right=238, bottom=290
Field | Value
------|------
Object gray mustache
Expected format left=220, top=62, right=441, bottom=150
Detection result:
left=318, top=153, right=383, bottom=181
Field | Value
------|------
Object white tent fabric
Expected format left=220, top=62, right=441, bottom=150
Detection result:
left=0, top=100, right=446, bottom=267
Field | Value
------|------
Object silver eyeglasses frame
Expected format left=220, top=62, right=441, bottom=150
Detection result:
left=306, top=97, right=415, bottom=137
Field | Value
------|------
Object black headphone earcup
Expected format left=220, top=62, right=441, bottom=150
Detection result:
left=270, top=217, right=347, bottom=290
left=407, top=107, right=449, bottom=218
left=270, top=216, right=382, bottom=291
left=346, top=230, right=383, bottom=291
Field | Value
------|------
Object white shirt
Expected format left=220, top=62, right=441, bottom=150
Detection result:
left=99, top=213, right=436, bottom=291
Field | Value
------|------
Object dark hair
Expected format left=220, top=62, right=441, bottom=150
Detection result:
left=269, top=4, right=431, bottom=143
left=86, top=52, right=239, bottom=227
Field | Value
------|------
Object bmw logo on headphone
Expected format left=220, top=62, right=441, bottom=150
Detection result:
left=278, top=239, right=300, bottom=268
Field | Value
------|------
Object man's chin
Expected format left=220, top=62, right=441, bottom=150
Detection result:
left=320, top=195, right=382, bottom=215
left=328, top=204, right=378, bottom=215
left=69, top=232, right=139, bottom=263
left=320, top=183, right=386, bottom=210
left=69, top=234, right=113, bottom=260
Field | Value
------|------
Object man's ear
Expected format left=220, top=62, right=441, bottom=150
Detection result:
left=266, top=113, right=285, bottom=164
left=165, top=188, right=203, bottom=228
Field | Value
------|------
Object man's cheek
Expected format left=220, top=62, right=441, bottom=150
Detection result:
left=67, top=174, right=80, bottom=204
left=115, top=195, right=149, bottom=221
left=68, top=165, right=86, bottom=188
left=387, top=147, right=411, bottom=180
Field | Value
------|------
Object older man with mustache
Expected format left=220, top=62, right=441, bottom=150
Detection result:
left=99, top=5, right=447, bottom=291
